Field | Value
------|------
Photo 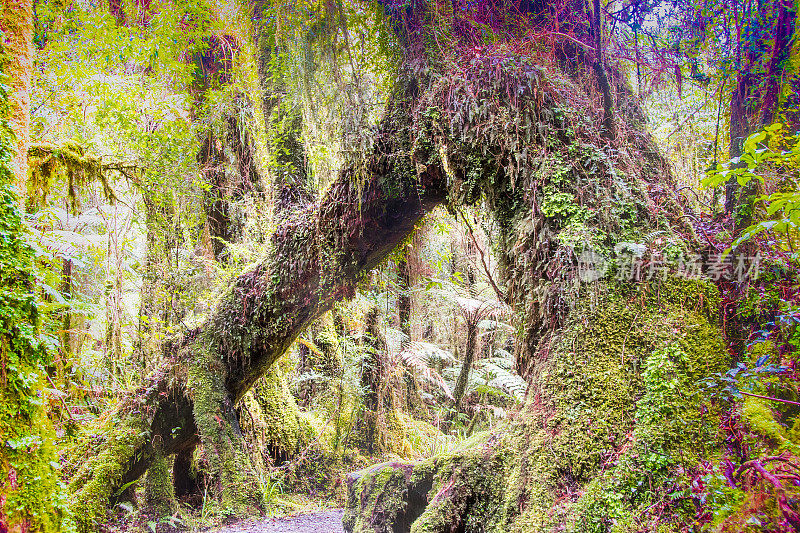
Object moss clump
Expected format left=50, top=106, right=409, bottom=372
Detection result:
left=344, top=433, right=515, bottom=533
left=411, top=447, right=512, bottom=533
left=504, top=278, right=728, bottom=531
left=742, top=396, right=800, bottom=455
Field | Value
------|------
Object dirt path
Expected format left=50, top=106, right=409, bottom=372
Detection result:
left=209, top=509, right=345, bottom=533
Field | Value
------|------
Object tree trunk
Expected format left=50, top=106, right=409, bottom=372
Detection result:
left=397, top=250, right=425, bottom=414
left=0, top=0, right=33, bottom=200
left=0, top=4, right=64, bottom=532
left=759, top=0, right=797, bottom=127
left=134, top=190, right=179, bottom=368
left=66, top=79, right=447, bottom=531
left=725, top=71, right=753, bottom=214
left=450, top=318, right=477, bottom=412
left=725, top=0, right=797, bottom=222
left=589, top=0, right=614, bottom=139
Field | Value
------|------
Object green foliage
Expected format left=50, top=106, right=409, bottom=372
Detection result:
left=539, top=185, right=587, bottom=220
left=703, top=123, right=800, bottom=259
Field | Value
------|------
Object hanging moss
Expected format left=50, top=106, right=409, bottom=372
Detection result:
left=26, top=141, right=111, bottom=213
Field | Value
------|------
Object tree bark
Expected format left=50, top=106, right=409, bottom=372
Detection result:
left=589, top=0, right=614, bottom=139
left=759, top=0, right=797, bottom=127
left=360, top=307, right=388, bottom=454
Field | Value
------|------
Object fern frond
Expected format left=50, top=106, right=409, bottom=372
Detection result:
left=399, top=342, right=454, bottom=400
left=475, top=361, right=528, bottom=402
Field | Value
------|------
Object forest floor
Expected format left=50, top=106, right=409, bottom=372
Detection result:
left=208, top=509, right=345, bottom=533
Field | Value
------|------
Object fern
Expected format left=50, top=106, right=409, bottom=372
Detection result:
left=474, top=360, right=528, bottom=402
left=399, top=342, right=455, bottom=400
left=477, top=319, right=514, bottom=333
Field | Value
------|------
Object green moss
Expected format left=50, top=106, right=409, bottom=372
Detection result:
left=453, top=277, right=730, bottom=532
left=742, top=396, right=800, bottom=455
left=411, top=448, right=511, bottom=533
left=239, top=362, right=315, bottom=476
left=253, top=365, right=306, bottom=451
left=187, top=337, right=265, bottom=516
left=344, top=437, right=514, bottom=533
left=68, top=414, right=150, bottom=533
left=311, top=312, right=343, bottom=374
left=343, top=462, right=414, bottom=533
left=747, top=340, right=778, bottom=366
left=26, top=141, right=107, bottom=213
left=144, top=447, right=176, bottom=517
left=790, top=417, right=800, bottom=446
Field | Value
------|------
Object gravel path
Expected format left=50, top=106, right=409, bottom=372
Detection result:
left=209, top=509, right=345, bottom=533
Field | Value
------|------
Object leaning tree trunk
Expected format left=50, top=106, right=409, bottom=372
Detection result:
left=65, top=78, right=448, bottom=531
left=341, top=9, right=733, bottom=531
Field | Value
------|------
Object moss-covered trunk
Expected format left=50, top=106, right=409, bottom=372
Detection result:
left=451, top=319, right=477, bottom=412
left=65, top=79, right=448, bottom=531
left=0, top=5, right=64, bottom=531
left=0, top=0, right=33, bottom=196
left=341, top=10, right=729, bottom=528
